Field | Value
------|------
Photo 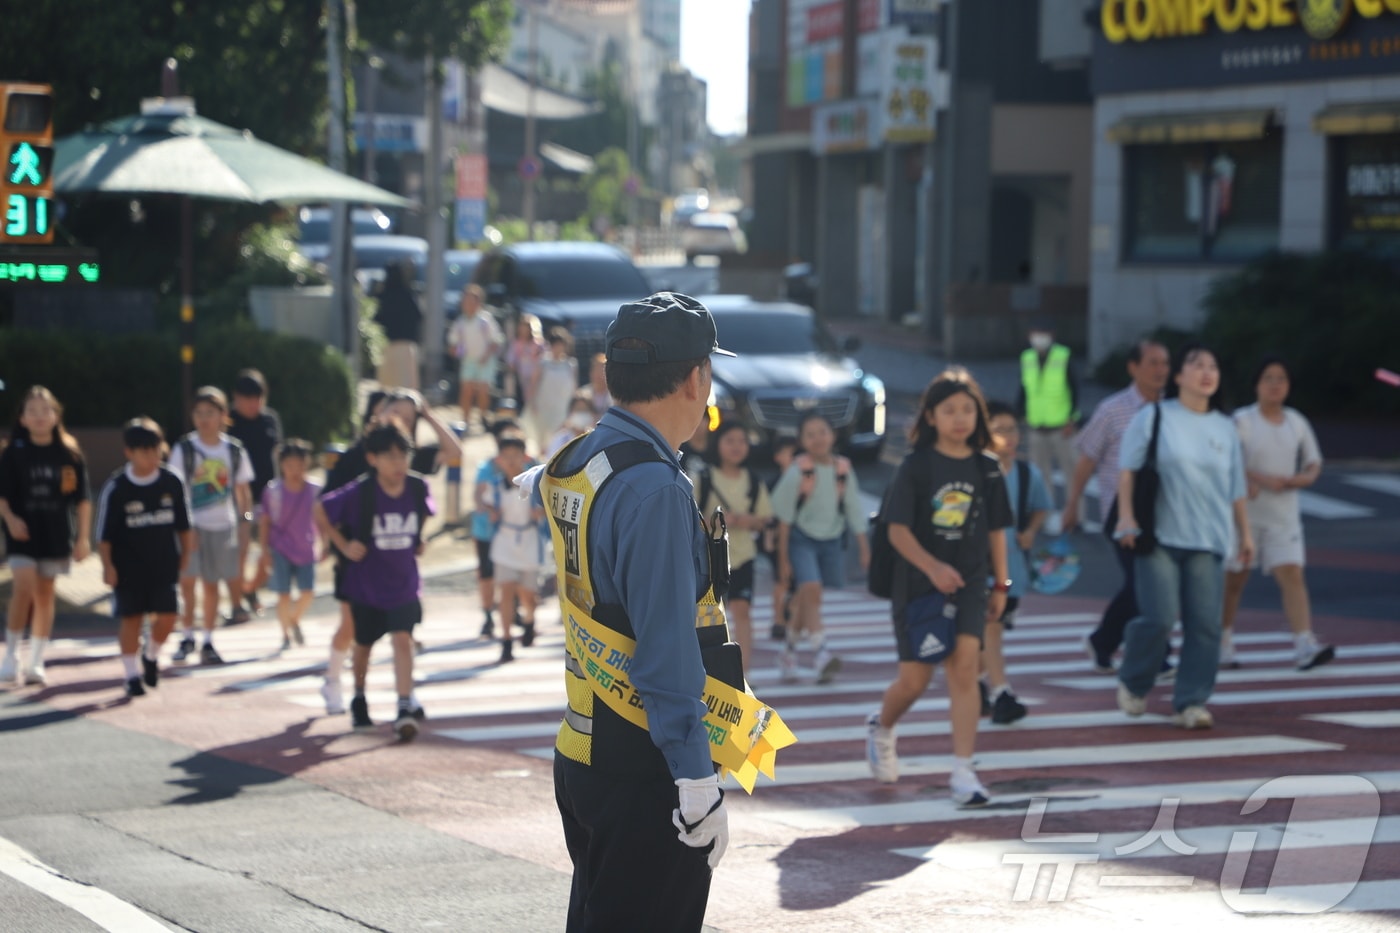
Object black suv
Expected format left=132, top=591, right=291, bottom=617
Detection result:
left=471, top=242, right=654, bottom=372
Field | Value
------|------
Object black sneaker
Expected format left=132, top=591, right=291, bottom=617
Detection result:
left=480, top=615, right=495, bottom=638
left=125, top=676, right=146, bottom=698
left=499, top=640, right=514, bottom=664
left=141, top=655, right=159, bottom=688
left=411, top=704, right=426, bottom=722
left=769, top=623, right=787, bottom=642
left=200, top=643, right=224, bottom=665
left=520, top=621, right=537, bottom=648
left=172, top=636, right=196, bottom=662
left=978, top=680, right=992, bottom=718
left=350, top=695, right=373, bottom=730
left=394, top=709, right=419, bottom=742
left=991, top=689, right=1028, bottom=725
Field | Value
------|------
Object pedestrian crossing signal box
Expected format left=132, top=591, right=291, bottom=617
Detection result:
left=0, top=83, right=55, bottom=246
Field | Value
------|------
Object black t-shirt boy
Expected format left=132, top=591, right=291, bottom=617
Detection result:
left=0, top=437, right=90, bottom=559
left=228, top=407, right=284, bottom=505
left=96, top=466, right=192, bottom=588
left=885, top=447, right=1013, bottom=618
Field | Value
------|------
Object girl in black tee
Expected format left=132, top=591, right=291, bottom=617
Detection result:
left=0, top=387, right=92, bottom=685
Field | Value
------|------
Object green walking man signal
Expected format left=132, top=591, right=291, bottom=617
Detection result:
left=0, top=82, right=55, bottom=245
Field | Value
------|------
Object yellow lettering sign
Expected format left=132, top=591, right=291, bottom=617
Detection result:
left=1102, top=0, right=1396, bottom=41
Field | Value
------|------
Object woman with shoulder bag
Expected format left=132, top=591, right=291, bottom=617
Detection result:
left=1114, top=342, right=1252, bottom=730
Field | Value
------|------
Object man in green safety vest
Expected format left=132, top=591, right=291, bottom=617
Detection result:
left=1015, top=320, right=1079, bottom=530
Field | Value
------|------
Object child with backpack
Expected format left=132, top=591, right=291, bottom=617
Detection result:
left=982, top=400, right=1051, bottom=724
left=488, top=433, right=542, bottom=663
left=770, top=412, right=869, bottom=684
left=257, top=439, right=321, bottom=652
left=314, top=423, right=435, bottom=741
left=865, top=368, right=1012, bottom=807
left=695, top=421, right=773, bottom=666
left=168, top=387, right=254, bottom=665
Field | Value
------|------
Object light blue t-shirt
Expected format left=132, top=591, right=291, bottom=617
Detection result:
left=471, top=460, right=505, bottom=541
left=1119, top=400, right=1246, bottom=558
left=1002, top=459, right=1051, bottom=598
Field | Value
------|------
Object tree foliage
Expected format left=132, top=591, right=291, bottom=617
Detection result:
left=0, top=1, right=328, bottom=154
left=356, top=0, right=513, bottom=71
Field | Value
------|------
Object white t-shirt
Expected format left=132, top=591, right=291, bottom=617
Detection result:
left=1233, top=404, right=1321, bottom=528
left=450, top=312, right=503, bottom=364
left=168, top=434, right=255, bottom=531
left=489, top=478, right=544, bottom=571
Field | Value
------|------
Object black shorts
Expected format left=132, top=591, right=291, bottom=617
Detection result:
left=351, top=600, right=423, bottom=647
left=891, top=587, right=989, bottom=662
left=333, top=558, right=348, bottom=602
left=114, top=581, right=179, bottom=618
left=726, top=560, right=755, bottom=603
left=475, top=538, right=494, bottom=580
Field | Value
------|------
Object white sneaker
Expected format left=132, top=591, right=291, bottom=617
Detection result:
left=320, top=678, right=346, bottom=716
left=1296, top=641, right=1336, bottom=672
left=814, top=649, right=841, bottom=684
left=779, top=647, right=798, bottom=683
left=22, top=661, right=45, bottom=686
left=1117, top=682, right=1146, bottom=717
left=1219, top=632, right=1240, bottom=670
left=865, top=712, right=899, bottom=783
left=950, top=765, right=990, bottom=808
left=1172, top=705, right=1214, bottom=730
left=0, top=654, right=17, bottom=683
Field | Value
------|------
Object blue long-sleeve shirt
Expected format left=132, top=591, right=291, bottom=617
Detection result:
left=533, top=408, right=713, bottom=781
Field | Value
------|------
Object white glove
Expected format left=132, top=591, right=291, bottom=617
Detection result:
left=672, top=774, right=728, bottom=870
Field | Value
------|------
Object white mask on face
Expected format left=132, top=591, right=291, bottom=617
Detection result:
left=566, top=412, right=593, bottom=431
left=1029, top=333, right=1053, bottom=352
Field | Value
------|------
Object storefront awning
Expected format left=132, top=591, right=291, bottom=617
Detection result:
left=1313, top=102, right=1400, bottom=136
left=540, top=141, right=594, bottom=175
left=726, top=132, right=813, bottom=157
left=480, top=64, right=600, bottom=121
left=1105, top=109, right=1274, bottom=145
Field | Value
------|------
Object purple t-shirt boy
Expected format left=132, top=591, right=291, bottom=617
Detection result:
left=259, top=478, right=322, bottom=567
left=320, top=475, right=436, bottom=610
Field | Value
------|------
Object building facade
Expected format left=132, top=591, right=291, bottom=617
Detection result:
left=1088, top=1, right=1400, bottom=362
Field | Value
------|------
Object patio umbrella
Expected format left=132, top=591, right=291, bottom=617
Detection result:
left=52, top=107, right=411, bottom=404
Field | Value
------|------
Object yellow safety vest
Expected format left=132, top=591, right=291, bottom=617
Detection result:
left=1021, top=344, right=1074, bottom=428
left=541, top=433, right=796, bottom=793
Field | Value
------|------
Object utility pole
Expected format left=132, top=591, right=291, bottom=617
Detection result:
left=326, top=0, right=357, bottom=381
left=424, top=56, right=447, bottom=392
left=521, top=0, right=540, bottom=241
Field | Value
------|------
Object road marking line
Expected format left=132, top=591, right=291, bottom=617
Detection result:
left=744, top=770, right=1400, bottom=830
left=892, top=814, right=1399, bottom=867
left=1051, top=660, right=1400, bottom=691
left=1303, top=710, right=1400, bottom=729
left=0, top=835, right=169, bottom=932
left=1084, top=880, right=1400, bottom=917
left=1297, top=490, right=1375, bottom=520
left=1343, top=474, right=1400, bottom=498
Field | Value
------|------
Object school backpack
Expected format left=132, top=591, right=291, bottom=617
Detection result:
left=696, top=464, right=762, bottom=519
left=352, top=471, right=432, bottom=547
left=867, top=448, right=930, bottom=599
left=179, top=435, right=245, bottom=488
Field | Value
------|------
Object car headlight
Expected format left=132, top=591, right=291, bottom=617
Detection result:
left=861, top=373, right=886, bottom=406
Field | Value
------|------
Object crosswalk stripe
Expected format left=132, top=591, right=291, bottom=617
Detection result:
left=1051, top=660, right=1400, bottom=690
left=1297, top=490, right=1375, bottom=519
left=711, top=735, right=1339, bottom=787
left=892, top=814, right=1400, bottom=867
left=746, top=770, right=1400, bottom=830
left=1303, top=710, right=1400, bottom=729
left=1343, top=474, right=1400, bottom=498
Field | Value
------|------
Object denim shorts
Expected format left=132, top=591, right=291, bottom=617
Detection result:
left=270, top=552, right=315, bottom=595
left=788, top=528, right=846, bottom=588
left=6, top=554, right=71, bottom=578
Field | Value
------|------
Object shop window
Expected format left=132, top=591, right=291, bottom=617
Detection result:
left=1123, top=135, right=1282, bottom=263
left=1331, top=133, right=1400, bottom=260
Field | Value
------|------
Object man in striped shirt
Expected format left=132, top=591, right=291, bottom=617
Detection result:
left=1062, top=339, right=1170, bottom=672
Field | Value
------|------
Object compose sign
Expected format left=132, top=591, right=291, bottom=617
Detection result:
left=1102, top=0, right=1400, bottom=44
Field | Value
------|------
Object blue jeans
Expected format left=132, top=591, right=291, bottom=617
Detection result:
left=1120, top=545, right=1224, bottom=712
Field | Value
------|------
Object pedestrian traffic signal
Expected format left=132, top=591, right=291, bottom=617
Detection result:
left=0, top=83, right=55, bottom=245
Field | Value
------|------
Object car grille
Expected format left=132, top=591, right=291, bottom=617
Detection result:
left=749, top=391, right=858, bottom=431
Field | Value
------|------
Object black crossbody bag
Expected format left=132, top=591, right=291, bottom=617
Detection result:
left=1105, top=402, right=1162, bottom=556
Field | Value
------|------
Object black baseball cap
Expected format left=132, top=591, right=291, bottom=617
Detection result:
left=605, top=292, right=736, bottom=364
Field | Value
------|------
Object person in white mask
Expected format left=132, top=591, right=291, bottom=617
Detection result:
left=1014, top=320, right=1079, bottom=527
left=545, top=392, right=599, bottom=459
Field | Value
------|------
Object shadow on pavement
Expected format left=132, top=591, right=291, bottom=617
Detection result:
left=774, top=828, right=924, bottom=910
left=166, top=717, right=374, bottom=805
